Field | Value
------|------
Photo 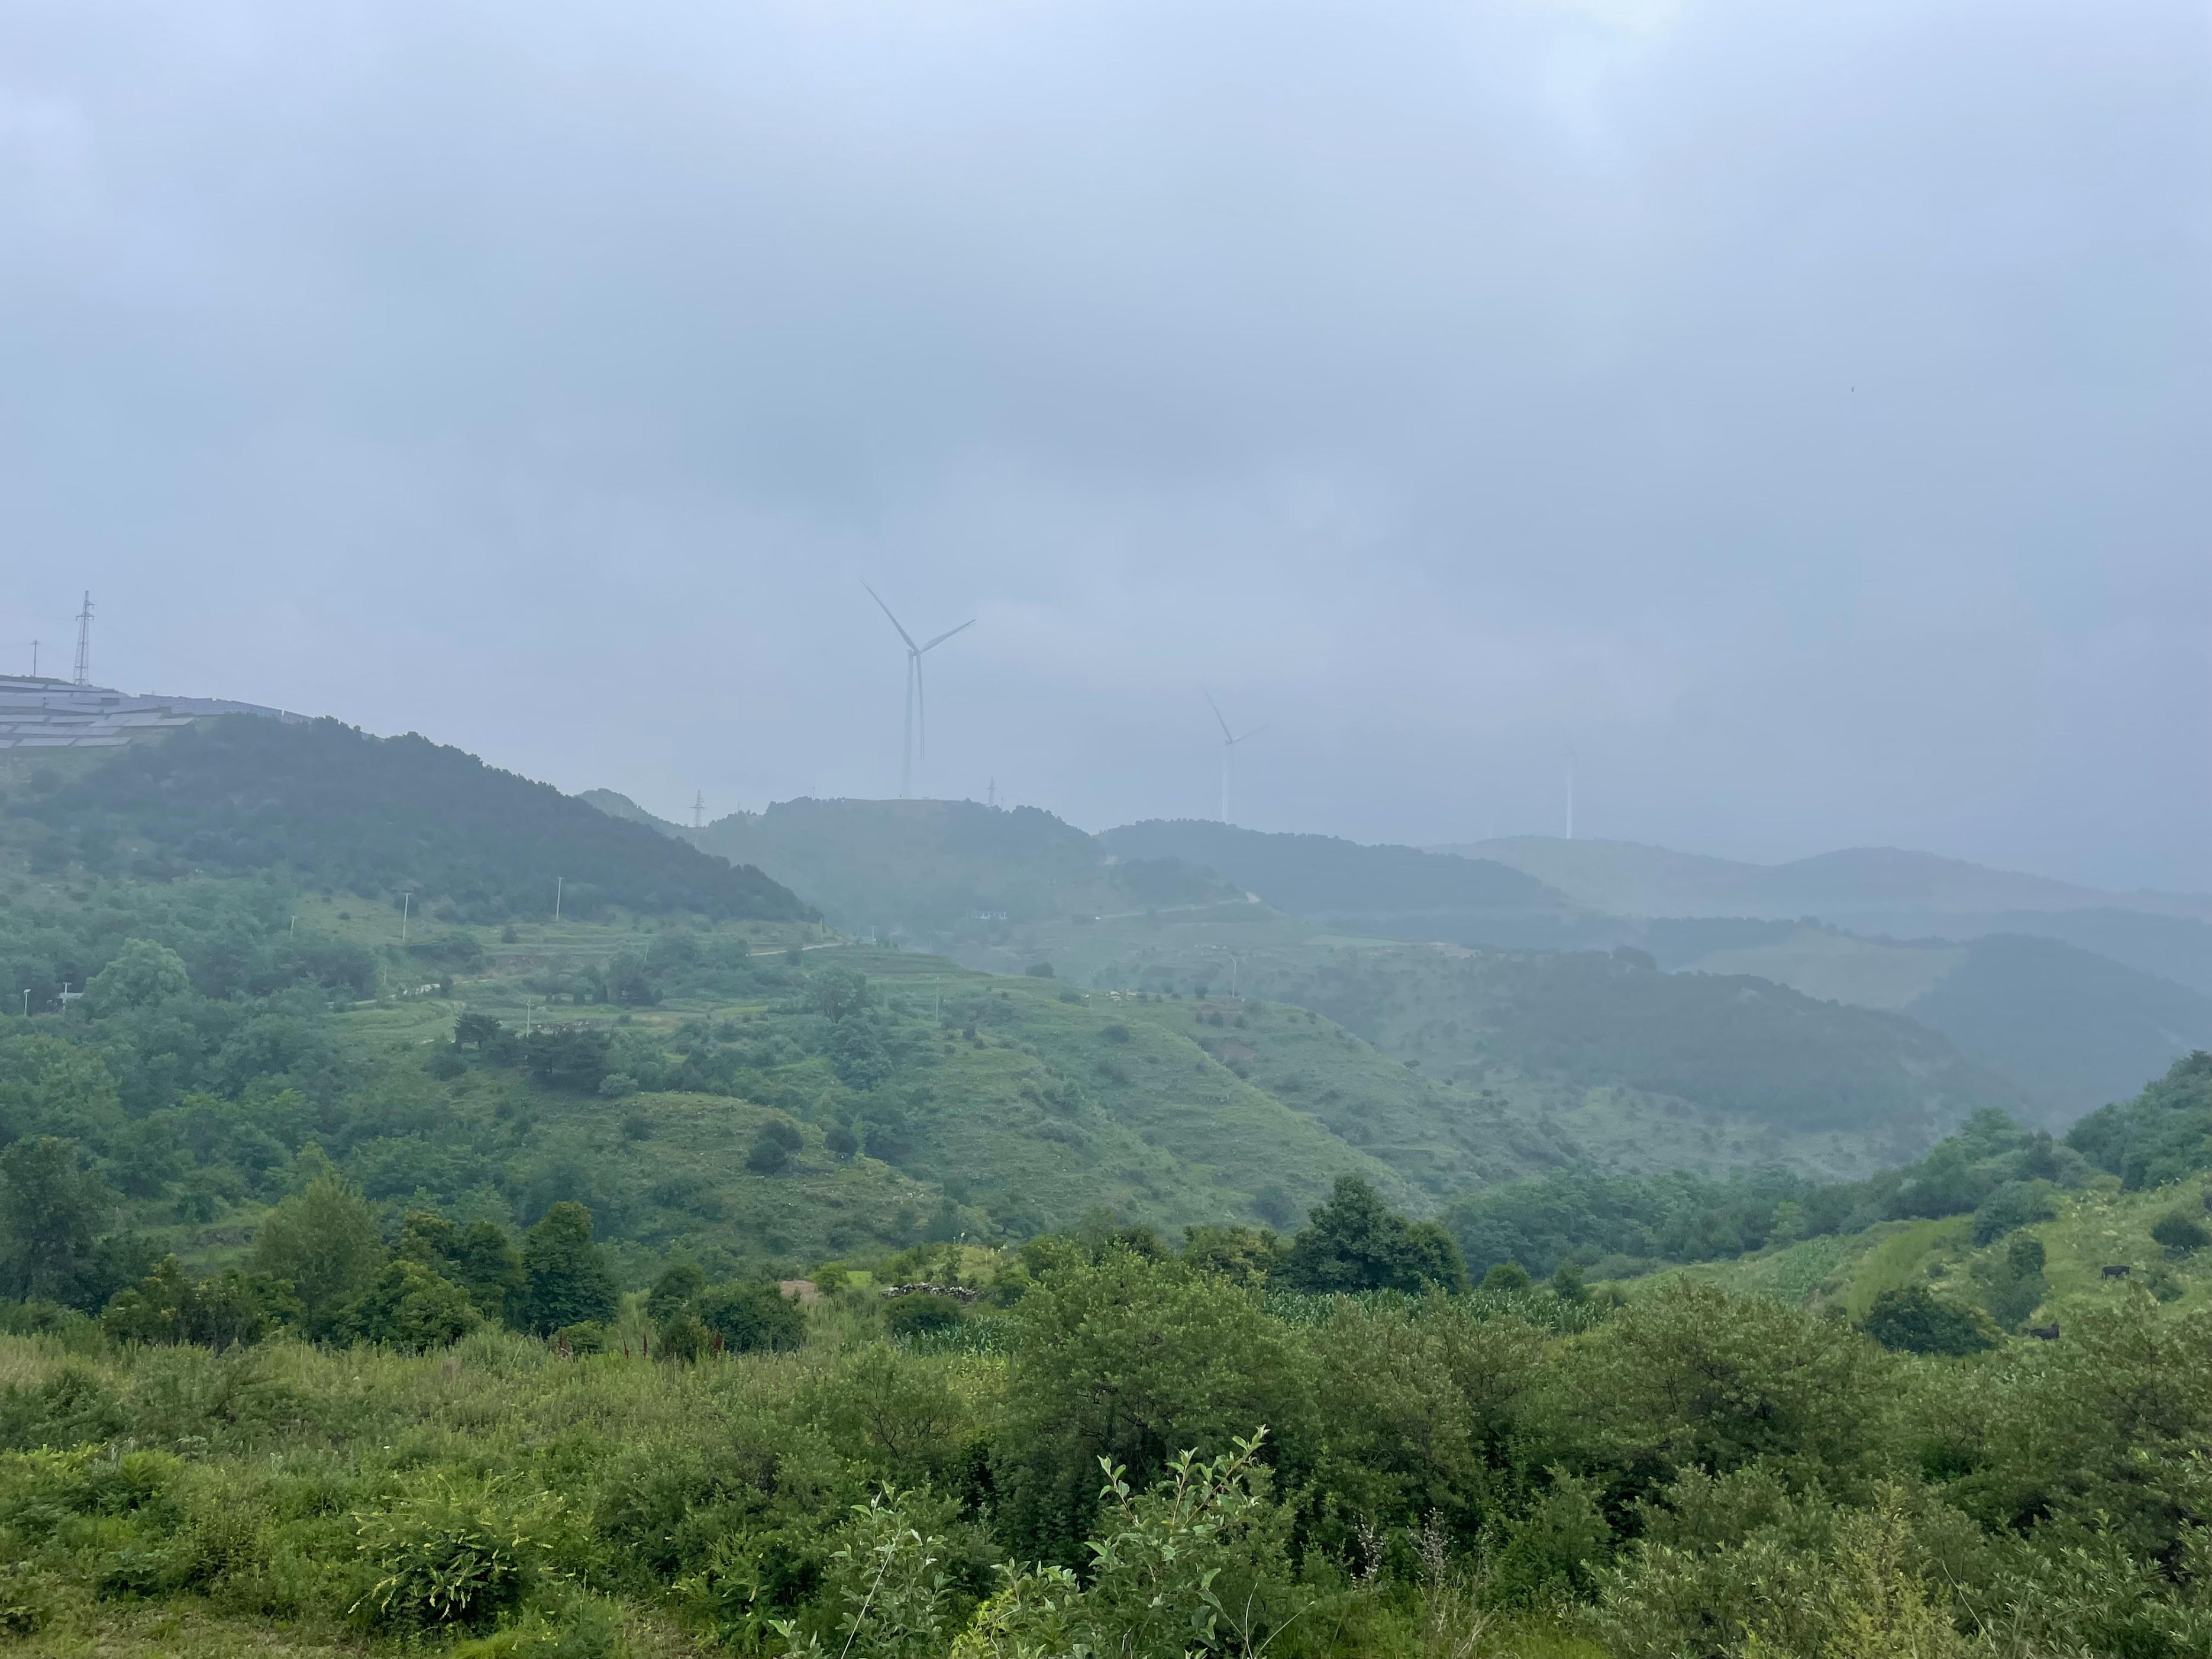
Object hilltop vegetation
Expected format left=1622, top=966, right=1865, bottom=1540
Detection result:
left=15, top=716, right=810, bottom=923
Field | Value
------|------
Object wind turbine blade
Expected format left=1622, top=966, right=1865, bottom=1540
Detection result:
left=863, top=582, right=920, bottom=652
left=919, top=618, right=975, bottom=653
left=1232, top=724, right=1270, bottom=745
left=1202, top=688, right=1235, bottom=743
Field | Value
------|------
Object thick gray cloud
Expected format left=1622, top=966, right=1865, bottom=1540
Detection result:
left=2, top=0, right=2205, bottom=886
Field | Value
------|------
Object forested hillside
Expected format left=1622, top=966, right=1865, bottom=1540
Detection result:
left=12, top=716, right=810, bottom=923
left=966, top=913, right=2021, bottom=1179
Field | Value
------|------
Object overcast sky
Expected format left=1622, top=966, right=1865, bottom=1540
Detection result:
left=2, top=1, right=2207, bottom=888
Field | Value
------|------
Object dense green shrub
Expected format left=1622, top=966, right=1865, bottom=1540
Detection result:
left=695, top=1280, right=806, bottom=1354
left=351, top=1475, right=551, bottom=1632
left=884, top=1292, right=965, bottom=1340
left=344, top=1258, right=482, bottom=1351
left=1860, top=1284, right=2000, bottom=1357
left=2152, top=1209, right=2210, bottom=1254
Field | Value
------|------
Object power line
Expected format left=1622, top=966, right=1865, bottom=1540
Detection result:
left=72, top=593, right=92, bottom=686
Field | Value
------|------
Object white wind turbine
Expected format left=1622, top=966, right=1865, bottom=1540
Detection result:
left=865, top=584, right=974, bottom=799
left=1204, top=690, right=1267, bottom=824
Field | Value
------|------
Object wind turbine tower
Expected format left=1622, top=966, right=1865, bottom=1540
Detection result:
left=1204, top=690, right=1267, bottom=825
left=864, top=584, right=974, bottom=799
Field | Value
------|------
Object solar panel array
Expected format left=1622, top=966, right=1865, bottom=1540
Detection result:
left=0, top=676, right=302, bottom=751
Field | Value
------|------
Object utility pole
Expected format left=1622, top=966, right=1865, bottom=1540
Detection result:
left=72, top=593, right=92, bottom=687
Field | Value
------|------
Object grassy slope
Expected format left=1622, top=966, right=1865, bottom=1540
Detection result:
left=1661, top=1177, right=2212, bottom=1330
left=152, top=911, right=1519, bottom=1271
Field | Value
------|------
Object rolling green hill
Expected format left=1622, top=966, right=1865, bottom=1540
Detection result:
left=8, top=716, right=810, bottom=923
left=674, top=796, right=1241, bottom=940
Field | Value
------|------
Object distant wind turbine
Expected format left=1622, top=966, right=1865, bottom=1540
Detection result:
left=865, top=584, right=974, bottom=799
left=1204, top=690, right=1267, bottom=824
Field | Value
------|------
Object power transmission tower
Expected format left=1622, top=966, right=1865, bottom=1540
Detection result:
left=986, top=777, right=997, bottom=808
left=693, top=792, right=705, bottom=828
left=72, top=593, right=92, bottom=686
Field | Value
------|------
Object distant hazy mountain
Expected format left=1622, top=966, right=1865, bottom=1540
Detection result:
left=1654, top=919, right=2212, bottom=1121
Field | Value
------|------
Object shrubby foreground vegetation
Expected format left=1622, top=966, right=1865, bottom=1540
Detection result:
left=5, top=1177, right=2212, bottom=1657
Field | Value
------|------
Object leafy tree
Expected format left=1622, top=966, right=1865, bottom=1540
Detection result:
left=826, top=1019, right=893, bottom=1090
left=251, top=1174, right=387, bottom=1336
left=694, top=1280, right=806, bottom=1354
left=1278, top=1175, right=1468, bottom=1294
left=83, top=938, right=192, bottom=1016
left=0, top=1137, right=111, bottom=1307
left=806, top=967, right=876, bottom=1022
left=521, top=1028, right=613, bottom=1093
left=0, top=1035, right=125, bottom=1150
left=1482, top=1261, right=1533, bottom=1293
left=1859, top=1285, right=1999, bottom=1357
left=453, top=1012, right=504, bottom=1049
left=515, top=1201, right=618, bottom=1335
left=1181, top=1225, right=1284, bottom=1287
left=346, top=1258, right=483, bottom=1350
left=605, top=954, right=661, bottom=1006
left=400, top=1211, right=524, bottom=1325
left=645, top=1262, right=708, bottom=1325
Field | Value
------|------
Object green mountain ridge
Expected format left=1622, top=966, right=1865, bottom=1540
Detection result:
left=10, top=716, right=811, bottom=924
